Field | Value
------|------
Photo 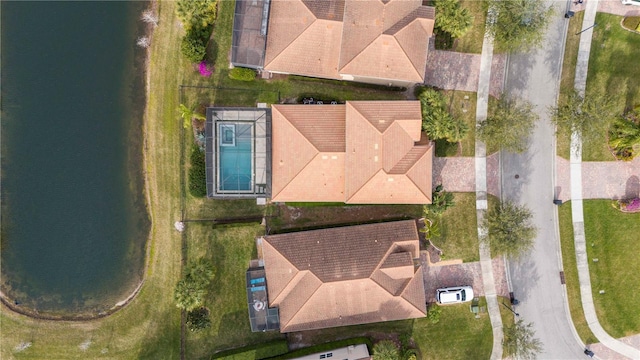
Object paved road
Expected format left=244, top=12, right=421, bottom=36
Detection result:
left=501, top=1, right=587, bottom=358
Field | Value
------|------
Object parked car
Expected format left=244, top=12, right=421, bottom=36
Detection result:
left=621, top=0, right=640, bottom=5
left=436, top=286, right=474, bottom=304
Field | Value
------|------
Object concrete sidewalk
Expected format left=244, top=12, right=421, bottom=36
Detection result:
left=570, top=0, right=640, bottom=358
left=474, top=29, right=503, bottom=360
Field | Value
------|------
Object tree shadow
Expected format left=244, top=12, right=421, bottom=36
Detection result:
left=507, top=256, right=540, bottom=303
left=503, top=47, right=536, bottom=98
left=625, top=175, right=639, bottom=199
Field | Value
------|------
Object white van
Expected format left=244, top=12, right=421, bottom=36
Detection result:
left=436, top=286, right=474, bottom=304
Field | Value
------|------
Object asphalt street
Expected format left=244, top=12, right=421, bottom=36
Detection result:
left=501, top=1, right=588, bottom=358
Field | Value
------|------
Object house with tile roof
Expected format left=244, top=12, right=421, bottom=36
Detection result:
left=259, top=220, right=427, bottom=333
left=259, top=0, right=435, bottom=87
left=271, top=101, right=433, bottom=204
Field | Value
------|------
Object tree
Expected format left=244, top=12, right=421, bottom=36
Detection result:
left=477, top=95, right=538, bottom=153
left=503, top=319, right=543, bottom=359
left=550, top=90, right=618, bottom=147
left=484, top=200, right=537, bottom=258
left=174, top=259, right=215, bottom=311
left=180, top=32, right=207, bottom=63
left=178, top=104, right=206, bottom=129
left=608, top=107, right=640, bottom=160
left=372, top=340, right=400, bottom=360
left=186, top=307, right=211, bottom=331
left=176, top=0, right=217, bottom=32
left=141, top=9, right=159, bottom=27
left=424, top=184, right=455, bottom=217
left=486, top=0, right=553, bottom=52
left=435, top=0, right=473, bottom=39
left=419, top=88, right=469, bottom=143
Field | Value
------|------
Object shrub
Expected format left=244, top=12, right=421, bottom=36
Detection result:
left=181, top=31, right=207, bottom=63
left=372, top=340, right=400, bottom=360
left=186, top=307, right=211, bottom=331
left=614, top=198, right=640, bottom=213
left=427, top=303, right=442, bottom=324
left=622, top=16, right=640, bottom=32
left=189, top=145, right=207, bottom=197
left=419, top=88, right=469, bottom=143
left=229, top=67, right=256, bottom=81
left=176, top=0, right=218, bottom=32
left=608, top=109, right=640, bottom=161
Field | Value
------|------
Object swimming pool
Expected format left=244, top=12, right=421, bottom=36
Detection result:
left=218, top=122, right=253, bottom=192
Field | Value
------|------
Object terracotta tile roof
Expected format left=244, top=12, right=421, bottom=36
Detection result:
left=264, top=0, right=434, bottom=83
left=262, top=220, right=427, bottom=332
left=345, top=101, right=433, bottom=204
left=270, top=105, right=346, bottom=202
left=264, top=1, right=342, bottom=79
left=271, top=101, right=433, bottom=204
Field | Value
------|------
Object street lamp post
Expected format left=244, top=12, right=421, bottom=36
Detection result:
left=576, top=23, right=597, bottom=35
left=501, top=301, right=520, bottom=317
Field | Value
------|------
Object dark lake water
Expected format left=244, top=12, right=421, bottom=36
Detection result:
left=1, top=1, right=150, bottom=316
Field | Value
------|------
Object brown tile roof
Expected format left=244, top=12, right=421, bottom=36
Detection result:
left=264, top=0, right=434, bottom=83
left=262, top=220, right=426, bottom=332
left=271, top=101, right=433, bottom=204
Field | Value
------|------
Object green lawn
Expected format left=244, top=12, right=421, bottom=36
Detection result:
left=584, top=200, right=640, bottom=337
left=296, top=302, right=493, bottom=360
left=581, top=13, right=640, bottom=161
left=557, top=11, right=584, bottom=160
left=430, top=193, right=480, bottom=262
left=185, top=223, right=285, bottom=359
left=455, top=0, right=487, bottom=54
left=557, top=202, right=598, bottom=344
left=412, top=302, right=493, bottom=359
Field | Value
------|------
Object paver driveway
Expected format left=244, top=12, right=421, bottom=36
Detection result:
left=421, top=252, right=509, bottom=304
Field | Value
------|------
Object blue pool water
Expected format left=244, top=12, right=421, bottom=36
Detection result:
left=219, top=123, right=252, bottom=191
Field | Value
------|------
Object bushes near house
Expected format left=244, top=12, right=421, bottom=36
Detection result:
left=189, top=145, right=207, bottom=197
left=229, top=67, right=257, bottom=81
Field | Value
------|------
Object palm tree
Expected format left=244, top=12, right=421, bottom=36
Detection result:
left=178, top=104, right=206, bottom=129
left=372, top=340, right=400, bottom=360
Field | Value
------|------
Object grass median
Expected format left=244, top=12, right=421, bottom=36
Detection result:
left=557, top=201, right=598, bottom=344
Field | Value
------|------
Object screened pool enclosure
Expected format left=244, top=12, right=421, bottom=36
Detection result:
left=205, top=108, right=270, bottom=198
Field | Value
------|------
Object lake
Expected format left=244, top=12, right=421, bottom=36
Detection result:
left=1, top=1, right=150, bottom=316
